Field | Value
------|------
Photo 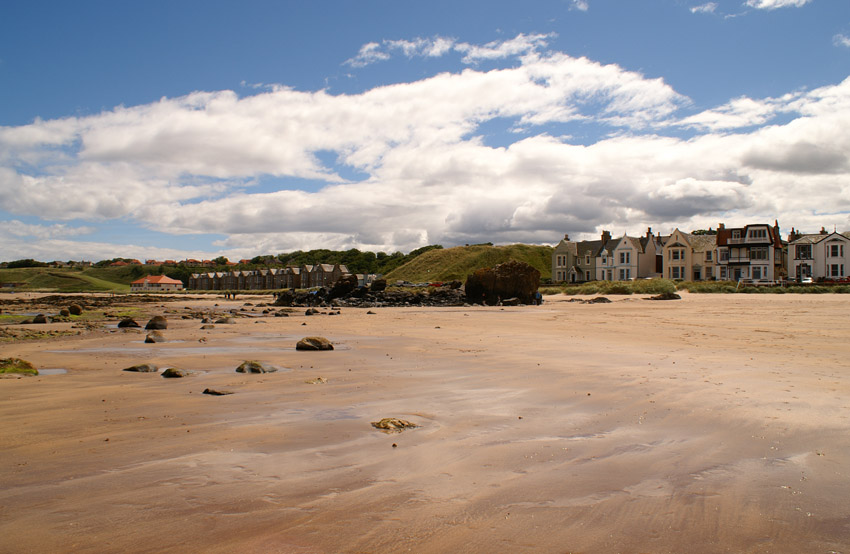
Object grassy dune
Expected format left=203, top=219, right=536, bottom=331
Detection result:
left=385, top=244, right=554, bottom=283
left=0, top=268, right=130, bottom=292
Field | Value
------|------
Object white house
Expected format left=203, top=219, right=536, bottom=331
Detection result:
left=787, top=229, right=850, bottom=281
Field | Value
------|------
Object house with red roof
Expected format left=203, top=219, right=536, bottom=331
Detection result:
left=131, top=275, right=184, bottom=292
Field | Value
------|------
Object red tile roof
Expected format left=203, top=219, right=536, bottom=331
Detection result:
left=131, top=275, right=184, bottom=285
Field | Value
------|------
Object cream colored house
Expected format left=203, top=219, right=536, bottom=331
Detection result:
left=662, top=229, right=717, bottom=281
left=131, top=275, right=184, bottom=292
left=601, top=229, right=659, bottom=281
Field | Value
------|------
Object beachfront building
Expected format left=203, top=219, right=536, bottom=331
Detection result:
left=601, top=229, right=660, bottom=281
left=551, top=231, right=613, bottom=283
left=715, top=222, right=784, bottom=282
left=131, top=275, right=184, bottom=292
left=186, top=264, right=365, bottom=291
left=787, top=228, right=850, bottom=281
left=662, top=229, right=717, bottom=281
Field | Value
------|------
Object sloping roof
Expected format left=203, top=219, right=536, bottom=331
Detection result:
left=131, top=275, right=183, bottom=285
left=689, top=234, right=716, bottom=252
left=790, top=233, right=828, bottom=245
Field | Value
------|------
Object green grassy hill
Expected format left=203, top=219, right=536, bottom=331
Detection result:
left=0, top=267, right=132, bottom=292
left=385, top=244, right=553, bottom=283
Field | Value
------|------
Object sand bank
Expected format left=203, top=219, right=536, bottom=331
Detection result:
left=1, top=292, right=849, bottom=553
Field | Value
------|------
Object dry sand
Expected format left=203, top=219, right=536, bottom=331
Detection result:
left=1, top=292, right=849, bottom=553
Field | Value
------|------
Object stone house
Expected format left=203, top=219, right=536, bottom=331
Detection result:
left=551, top=231, right=613, bottom=283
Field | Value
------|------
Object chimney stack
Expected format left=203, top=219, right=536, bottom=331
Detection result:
left=601, top=230, right=611, bottom=243
left=564, top=234, right=570, bottom=241
left=718, top=223, right=725, bottom=230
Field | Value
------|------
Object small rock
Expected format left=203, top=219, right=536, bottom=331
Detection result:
left=200, top=324, right=215, bottom=330
left=122, top=363, right=158, bottom=373
left=305, top=377, right=328, bottom=384
left=235, top=360, right=277, bottom=373
left=371, top=418, right=418, bottom=433
left=161, top=367, right=191, bottom=378
left=203, top=388, right=234, bottom=396
left=214, top=317, right=234, bottom=324
left=0, top=357, right=38, bottom=376
left=118, top=318, right=141, bottom=328
left=68, top=304, right=83, bottom=316
left=32, top=314, right=48, bottom=324
left=145, top=331, right=166, bottom=343
left=296, top=336, right=334, bottom=351
left=59, top=308, right=71, bottom=317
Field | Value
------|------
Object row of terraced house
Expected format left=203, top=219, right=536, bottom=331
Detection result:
left=187, top=264, right=380, bottom=291
left=552, top=222, right=850, bottom=284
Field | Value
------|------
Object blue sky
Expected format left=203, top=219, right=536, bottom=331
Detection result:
left=1, top=0, right=849, bottom=262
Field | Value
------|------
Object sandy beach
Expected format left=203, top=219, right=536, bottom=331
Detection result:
left=1, top=292, right=849, bottom=553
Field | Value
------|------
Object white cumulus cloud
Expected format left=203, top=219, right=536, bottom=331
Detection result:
left=745, top=0, right=812, bottom=9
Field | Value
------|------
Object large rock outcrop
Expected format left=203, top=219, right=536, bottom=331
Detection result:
left=464, top=260, right=540, bottom=306
left=328, top=274, right=359, bottom=300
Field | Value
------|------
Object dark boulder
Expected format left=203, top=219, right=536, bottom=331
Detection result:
left=328, top=274, right=359, bottom=299
left=465, top=260, right=540, bottom=306
left=123, top=363, right=158, bottom=373
left=214, top=317, right=234, bottom=324
left=68, top=304, right=83, bottom=316
left=296, top=336, right=334, bottom=351
left=369, top=278, right=387, bottom=292
left=118, top=318, right=140, bottom=328
left=32, top=314, right=48, bottom=324
left=145, top=316, right=167, bottom=330
left=648, top=292, right=682, bottom=301
left=59, top=308, right=71, bottom=317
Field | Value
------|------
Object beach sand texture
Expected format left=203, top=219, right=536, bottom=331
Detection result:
left=1, top=292, right=849, bottom=553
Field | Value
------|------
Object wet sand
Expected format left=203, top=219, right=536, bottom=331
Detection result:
left=1, top=292, right=849, bottom=553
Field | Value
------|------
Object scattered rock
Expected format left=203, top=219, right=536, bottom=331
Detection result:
left=203, top=388, right=233, bottom=396
left=122, top=363, right=158, bottom=372
left=32, top=314, right=48, bottom=324
left=305, top=377, right=328, bottom=384
left=161, top=367, right=192, bottom=378
left=59, top=308, right=71, bottom=317
left=145, top=315, right=167, bottom=330
left=235, top=360, right=277, bottom=373
left=274, top=312, right=289, bottom=317
left=366, top=310, right=376, bottom=315
left=465, top=260, right=540, bottom=306
left=371, top=417, right=418, bottom=433
left=0, top=357, right=38, bottom=376
left=118, top=317, right=141, bottom=328
left=215, top=317, right=234, bottom=324
left=587, top=296, right=612, bottom=304
left=145, top=331, right=166, bottom=343
left=200, top=324, right=215, bottom=330
left=68, top=304, right=83, bottom=316
left=296, top=336, right=334, bottom=351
